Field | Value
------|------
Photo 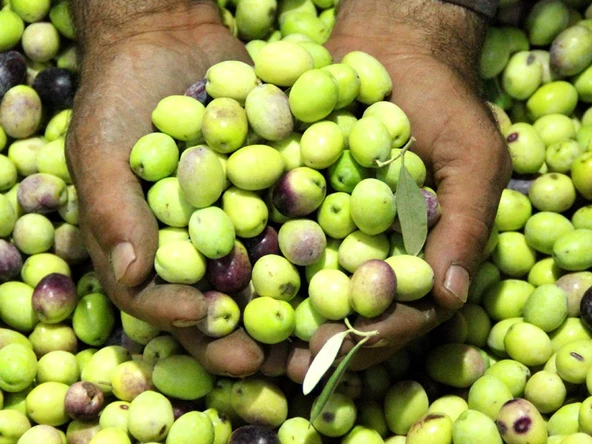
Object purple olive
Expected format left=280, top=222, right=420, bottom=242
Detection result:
left=17, top=172, right=68, bottom=214
left=241, top=226, right=280, bottom=264
left=53, top=222, right=89, bottom=265
left=170, top=398, right=203, bottom=420
left=271, top=167, right=327, bottom=218
left=506, top=174, right=539, bottom=196
left=0, top=50, right=27, bottom=99
left=207, top=240, right=252, bottom=294
left=580, top=286, right=592, bottom=331
left=32, top=67, right=77, bottom=109
left=391, top=187, right=441, bottom=232
left=556, top=272, right=592, bottom=317
left=104, top=327, right=144, bottom=355
left=495, top=398, right=547, bottom=443
left=0, top=239, right=23, bottom=283
left=184, top=78, right=209, bottom=105
left=549, top=25, right=592, bottom=76
left=0, top=84, right=42, bottom=138
left=65, top=381, right=105, bottom=421
left=32, top=272, right=77, bottom=324
left=422, top=187, right=441, bottom=228
left=228, top=425, right=280, bottom=444
left=349, top=259, right=397, bottom=318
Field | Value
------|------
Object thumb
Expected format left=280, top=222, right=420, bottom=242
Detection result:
left=66, top=82, right=159, bottom=288
left=67, top=27, right=253, bottom=288
left=423, top=128, right=511, bottom=310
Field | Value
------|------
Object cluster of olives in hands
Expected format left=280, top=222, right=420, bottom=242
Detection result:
left=0, top=1, right=436, bottom=442
left=4, top=0, right=592, bottom=442
left=216, top=0, right=337, bottom=46
left=130, top=42, right=441, bottom=348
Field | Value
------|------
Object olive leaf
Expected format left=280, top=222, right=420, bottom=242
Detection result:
left=396, top=155, right=428, bottom=256
left=302, top=330, right=349, bottom=396
left=309, top=335, right=371, bottom=425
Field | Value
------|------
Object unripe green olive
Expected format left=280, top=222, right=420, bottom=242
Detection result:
left=341, top=51, right=392, bottom=105
left=255, top=40, right=314, bottom=87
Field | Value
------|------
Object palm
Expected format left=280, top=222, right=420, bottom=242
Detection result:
left=66, top=26, right=265, bottom=377
left=284, top=30, right=511, bottom=383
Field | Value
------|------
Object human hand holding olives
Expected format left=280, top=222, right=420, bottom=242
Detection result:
left=283, top=0, right=513, bottom=382
left=66, top=0, right=512, bottom=381
left=65, top=0, right=265, bottom=377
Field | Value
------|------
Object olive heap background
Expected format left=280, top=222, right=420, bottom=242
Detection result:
left=1, top=0, right=592, bottom=443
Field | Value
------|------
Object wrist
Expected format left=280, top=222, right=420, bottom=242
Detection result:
left=333, top=0, right=488, bottom=84
left=70, top=0, right=223, bottom=55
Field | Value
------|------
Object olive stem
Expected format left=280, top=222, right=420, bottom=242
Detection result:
left=374, top=136, right=416, bottom=168
left=344, top=317, right=380, bottom=338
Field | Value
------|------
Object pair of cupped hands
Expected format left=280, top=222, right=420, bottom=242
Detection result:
left=65, top=1, right=512, bottom=381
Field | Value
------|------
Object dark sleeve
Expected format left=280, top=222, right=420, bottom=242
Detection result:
left=440, top=0, right=499, bottom=19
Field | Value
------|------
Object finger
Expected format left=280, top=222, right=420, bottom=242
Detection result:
left=384, top=65, right=511, bottom=310
left=422, top=104, right=511, bottom=309
left=306, top=321, right=382, bottom=363
left=285, top=338, right=391, bottom=384
left=354, top=300, right=453, bottom=347
left=347, top=346, right=399, bottom=372
left=287, top=301, right=450, bottom=381
left=67, top=27, right=253, bottom=290
left=285, top=340, right=313, bottom=385
left=82, top=233, right=208, bottom=329
left=309, top=302, right=451, bottom=358
left=260, top=341, right=290, bottom=377
left=66, top=64, right=168, bottom=288
left=173, top=327, right=265, bottom=377
left=304, top=302, right=451, bottom=375
left=305, top=322, right=384, bottom=372
left=309, top=322, right=354, bottom=357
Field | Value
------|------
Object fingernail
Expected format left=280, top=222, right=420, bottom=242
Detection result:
left=366, top=338, right=390, bottom=348
left=444, top=265, right=469, bottom=304
left=172, top=319, right=199, bottom=328
left=110, top=242, right=136, bottom=283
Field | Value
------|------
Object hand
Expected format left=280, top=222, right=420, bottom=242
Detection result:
left=284, top=0, right=512, bottom=382
left=65, top=1, right=264, bottom=377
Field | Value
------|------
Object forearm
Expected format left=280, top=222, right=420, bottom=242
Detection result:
left=442, top=0, right=499, bottom=19
left=69, top=0, right=221, bottom=53
left=334, top=0, right=488, bottom=87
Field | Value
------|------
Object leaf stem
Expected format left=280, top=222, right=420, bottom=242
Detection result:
left=309, top=335, right=372, bottom=425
